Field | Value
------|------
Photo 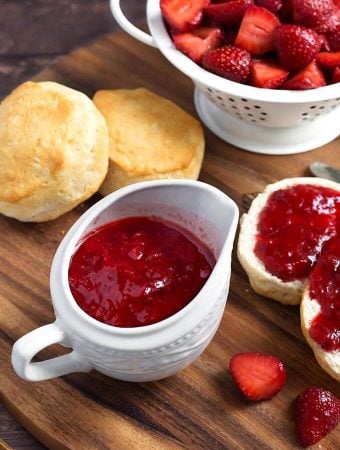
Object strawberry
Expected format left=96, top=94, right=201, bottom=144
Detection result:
left=172, top=27, right=225, bottom=63
left=274, top=24, right=321, bottom=71
left=327, top=24, right=340, bottom=51
left=280, top=0, right=294, bottom=22
left=331, top=66, right=340, bottom=81
left=293, top=386, right=340, bottom=447
left=282, top=60, right=326, bottom=89
left=160, top=0, right=210, bottom=32
left=229, top=352, right=286, bottom=401
left=255, top=0, right=283, bottom=13
left=235, top=6, right=280, bottom=55
left=202, top=45, right=251, bottom=82
left=316, top=51, right=340, bottom=70
left=249, top=59, right=289, bottom=87
left=292, top=0, right=336, bottom=33
left=204, top=0, right=253, bottom=26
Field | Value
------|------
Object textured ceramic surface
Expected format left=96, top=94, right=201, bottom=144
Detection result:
left=12, top=180, right=238, bottom=382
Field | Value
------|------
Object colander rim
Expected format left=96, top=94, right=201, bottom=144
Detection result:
left=147, top=0, right=340, bottom=104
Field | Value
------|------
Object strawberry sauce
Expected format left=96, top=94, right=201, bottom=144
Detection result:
left=69, top=217, right=215, bottom=327
left=255, top=185, right=340, bottom=282
left=308, top=239, right=340, bottom=352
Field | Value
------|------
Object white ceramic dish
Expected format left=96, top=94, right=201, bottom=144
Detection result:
left=12, top=180, right=238, bottom=382
left=111, top=0, right=340, bottom=154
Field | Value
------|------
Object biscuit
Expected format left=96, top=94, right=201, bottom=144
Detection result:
left=0, top=81, right=109, bottom=221
left=92, top=88, right=204, bottom=195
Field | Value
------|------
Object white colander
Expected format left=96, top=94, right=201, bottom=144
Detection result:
left=111, top=0, right=340, bottom=154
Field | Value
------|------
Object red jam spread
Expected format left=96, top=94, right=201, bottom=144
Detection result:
left=255, top=185, right=340, bottom=282
left=69, top=217, right=215, bottom=327
left=308, top=238, right=340, bottom=352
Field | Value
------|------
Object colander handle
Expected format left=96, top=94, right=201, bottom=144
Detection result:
left=110, top=0, right=157, bottom=47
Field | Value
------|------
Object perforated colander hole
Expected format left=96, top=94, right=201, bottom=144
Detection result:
left=261, top=112, right=267, bottom=116
left=309, top=105, right=317, bottom=109
left=254, top=105, right=261, bottom=109
left=244, top=106, right=250, bottom=110
left=232, top=105, right=238, bottom=110
left=241, top=98, right=248, bottom=102
left=228, top=98, right=235, bottom=102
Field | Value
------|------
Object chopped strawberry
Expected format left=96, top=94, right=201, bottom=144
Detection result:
left=274, top=24, right=321, bottom=71
left=229, top=352, right=286, bottom=401
left=293, top=386, right=340, bottom=447
left=279, top=0, right=294, bottom=22
left=204, top=0, right=253, bottom=26
left=316, top=51, right=340, bottom=70
left=282, top=60, right=326, bottom=89
left=172, top=27, right=225, bottom=63
left=249, top=59, right=289, bottom=87
left=327, top=24, right=340, bottom=51
left=202, top=45, right=251, bottom=82
left=235, top=6, right=280, bottom=55
left=292, top=0, right=336, bottom=33
left=319, top=34, right=332, bottom=51
left=331, top=66, right=340, bottom=82
left=160, top=0, right=210, bottom=32
left=255, top=0, right=283, bottom=13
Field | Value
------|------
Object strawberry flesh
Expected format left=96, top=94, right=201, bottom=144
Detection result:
left=229, top=352, right=286, bottom=401
left=282, top=60, right=326, bottom=89
left=202, top=45, right=251, bottom=82
left=204, top=0, right=254, bottom=26
left=172, top=27, right=225, bottom=63
left=331, top=65, right=340, bottom=81
left=294, top=386, right=340, bottom=447
left=274, top=24, right=321, bottom=71
left=235, top=5, right=280, bottom=55
left=249, top=59, right=289, bottom=87
left=160, top=0, right=210, bottom=32
left=316, top=51, right=340, bottom=70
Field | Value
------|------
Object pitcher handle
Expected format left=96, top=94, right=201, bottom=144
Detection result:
left=110, top=0, right=157, bottom=47
left=11, top=322, right=92, bottom=381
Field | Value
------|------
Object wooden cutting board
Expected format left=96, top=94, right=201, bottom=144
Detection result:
left=0, top=31, right=339, bottom=450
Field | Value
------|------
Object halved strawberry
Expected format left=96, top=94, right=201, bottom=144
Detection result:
left=229, top=352, right=286, bottom=401
left=327, top=24, right=340, bottom=51
left=274, top=24, right=321, bottom=71
left=172, top=27, right=225, bottom=63
left=204, top=0, right=253, bottom=26
left=249, top=59, right=289, bottom=87
left=331, top=66, right=340, bottom=82
left=255, top=0, right=282, bottom=13
left=235, top=5, right=280, bottom=55
left=160, top=0, right=210, bottom=32
left=282, top=60, right=326, bottom=89
left=292, top=0, right=336, bottom=33
left=293, top=386, right=340, bottom=447
left=202, top=45, right=251, bottom=82
left=316, top=51, right=340, bottom=70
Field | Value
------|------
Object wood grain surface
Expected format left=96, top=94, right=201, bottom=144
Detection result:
left=0, top=29, right=339, bottom=450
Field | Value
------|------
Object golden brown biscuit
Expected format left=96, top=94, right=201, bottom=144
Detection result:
left=0, top=81, right=109, bottom=221
left=93, top=88, right=204, bottom=195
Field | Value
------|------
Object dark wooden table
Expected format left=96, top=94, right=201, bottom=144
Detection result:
left=0, top=2, right=143, bottom=448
